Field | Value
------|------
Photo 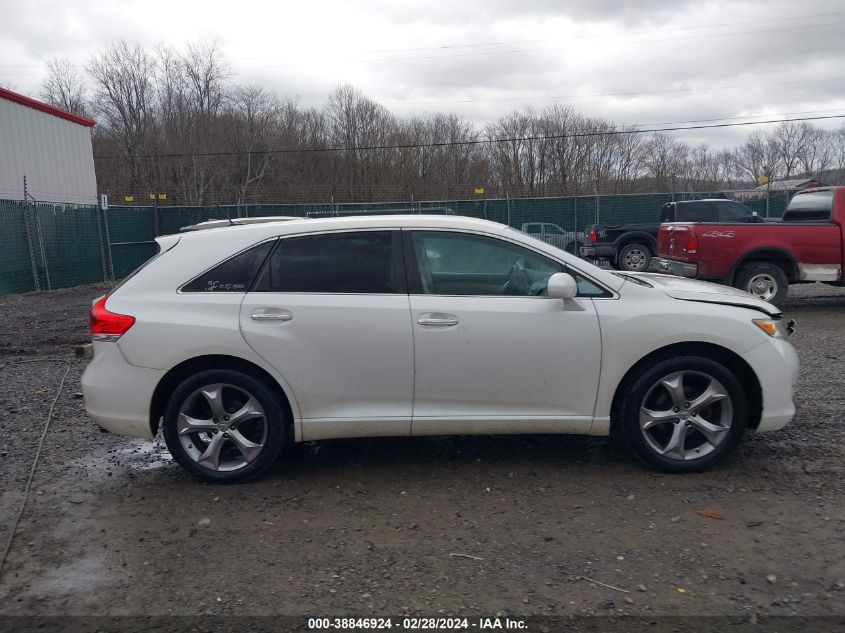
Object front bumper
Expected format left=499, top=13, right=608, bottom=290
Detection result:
left=740, top=336, right=799, bottom=432
left=81, top=342, right=164, bottom=438
left=652, top=257, right=698, bottom=278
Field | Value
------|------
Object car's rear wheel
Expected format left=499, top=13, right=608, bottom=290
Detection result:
left=735, top=262, right=788, bottom=306
left=163, top=369, right=287, bottom=483
left=619, top=356, right=747, bottom=473
left=617, top=243, right=652, bottom=272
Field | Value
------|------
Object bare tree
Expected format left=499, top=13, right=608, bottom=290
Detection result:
left=226, top=85, right=278, bottom=203
left=770, top=121, right=813, bottom=177
left=831, top=125, right=845, bottom=184
left=88, top=41, right=156, bottom=191
left=41, top=57, right=89, bottom=117
left=796, top=125, right=832, bottom=178
left=642, top=133, right=685, bottom=192
left=734, top=131, right=781, bottom=186
left=80, top=40, right=842, bottom=204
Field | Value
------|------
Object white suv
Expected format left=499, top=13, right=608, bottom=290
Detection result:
left=82, top=215, right=798, bottom=483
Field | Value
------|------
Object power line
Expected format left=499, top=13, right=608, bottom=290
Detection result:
left=384, top=77, right=845, bottom=106
left=93, top=112, right=845, bottom=160
left=233, top=20, right=845, bottom=70
left=228, top=10, right=845, bottom=60
left=4, top=10, right=842, bottom=73
left=622, top=107, right=845, bottom=128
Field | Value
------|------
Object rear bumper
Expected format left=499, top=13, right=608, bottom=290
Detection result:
left=580, top=245, right=614, bottom=259
left=652, top=257, right=698, bottom=278
left=741, top=337, right=799, bottom=433
left=81, top=342, right=164, bottom=438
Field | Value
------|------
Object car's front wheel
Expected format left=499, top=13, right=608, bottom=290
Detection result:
left=163, top=369, right=288, bottom=483
left=619, top=356, right=748, bottom=473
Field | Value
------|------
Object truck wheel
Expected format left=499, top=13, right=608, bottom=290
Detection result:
left=618, top=243, right=652, bottom=272
left=735, top=263, right=788, bottom=306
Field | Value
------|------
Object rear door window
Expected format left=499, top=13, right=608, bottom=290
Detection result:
left=182, top=240, right=276, bottom=292
left=675, top=202, right=717, bottom=222
left=254, top=231, right=403, bottom=294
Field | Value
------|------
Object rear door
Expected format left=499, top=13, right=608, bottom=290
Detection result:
left=239, top=230, right=414, bottom=440
left=405, top=229, right=603, bottom=435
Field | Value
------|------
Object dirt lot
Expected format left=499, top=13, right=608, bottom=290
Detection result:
left=0, top=282, right=844, bottom=630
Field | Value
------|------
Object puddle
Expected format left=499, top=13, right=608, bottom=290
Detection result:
left=73, top=438, right=174, bottom=483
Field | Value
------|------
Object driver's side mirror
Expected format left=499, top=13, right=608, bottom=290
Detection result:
left=547, top=272, right=578, bottom=300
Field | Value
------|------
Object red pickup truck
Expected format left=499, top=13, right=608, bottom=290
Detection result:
left=653, top=187, right=845, bottom=306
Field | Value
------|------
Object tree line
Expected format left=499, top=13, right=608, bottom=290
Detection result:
left=35, top=41, right=845, bottom=205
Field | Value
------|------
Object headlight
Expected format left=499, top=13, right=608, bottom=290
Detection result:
left=753, top=318, right=794, bottom=338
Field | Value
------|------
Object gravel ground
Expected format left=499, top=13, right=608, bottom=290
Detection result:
left=0, top=282, right=843, bottom=629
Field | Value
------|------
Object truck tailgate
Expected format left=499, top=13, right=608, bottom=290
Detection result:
left=656, top=224, right=693, bottom=260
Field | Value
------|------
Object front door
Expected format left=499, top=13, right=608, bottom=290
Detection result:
left=405, top=230, right=603, bottom=435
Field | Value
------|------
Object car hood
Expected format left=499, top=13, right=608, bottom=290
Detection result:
left=624, top=272, right=781, bottom=316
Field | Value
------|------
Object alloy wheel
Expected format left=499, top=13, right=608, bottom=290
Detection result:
left=639, top=371, right=733, bottom=461
left=177, top=383, right=268, bottom=472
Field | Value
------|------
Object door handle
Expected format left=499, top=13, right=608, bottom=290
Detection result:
left=417, top=313, right=459, bottom=327
left=251, top=309, right=292, bottom=322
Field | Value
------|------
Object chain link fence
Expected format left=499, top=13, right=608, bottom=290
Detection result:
left=0, top=189, right=795, bottom=295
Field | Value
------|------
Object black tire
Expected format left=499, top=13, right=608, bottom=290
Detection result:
left=734, top=262, right=788, bottom=307
left=618, top=355, right=748, bottom=473
left=163, top=369, right=288, bottom=483
left=617, top=243, right=653, bottom=272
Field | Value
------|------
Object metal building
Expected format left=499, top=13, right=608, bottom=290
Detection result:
left=0, top=87, right=97, bottom=205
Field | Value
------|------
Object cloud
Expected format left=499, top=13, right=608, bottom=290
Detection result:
left=1, top=0, right=844, bottom=147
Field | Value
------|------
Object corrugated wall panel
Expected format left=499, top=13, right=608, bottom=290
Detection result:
left=0, top=97, right=97, bottom=204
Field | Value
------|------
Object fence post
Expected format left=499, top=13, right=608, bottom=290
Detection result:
left=102, top=207, right=115, bottom=280
left=595, top=192, right=600, bottom=225
left=765, top=182, right=771, bottom=218
left=506, top=193, right=511, bottom=226
left=34, top=208, right=52, bottom=291
left=21, top=199, right=41, bottom=292
left=153, top=195, right=161, bottom=236
left=95, top=207, right=110, bottom=282
left=574, top=195, right=578, bottom=236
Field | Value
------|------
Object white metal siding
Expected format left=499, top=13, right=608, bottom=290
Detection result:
left=0, top=97, right=97, bottom=204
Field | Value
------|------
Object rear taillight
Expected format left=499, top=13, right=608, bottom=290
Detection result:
left=90, top=295, right=135, bottom=342
left=589, top=227, right=597, bottom=243
left=686, top=230, right=698, bottom=254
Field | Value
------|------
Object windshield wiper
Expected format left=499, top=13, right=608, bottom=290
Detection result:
left=613, top=272, right=653, bottom=287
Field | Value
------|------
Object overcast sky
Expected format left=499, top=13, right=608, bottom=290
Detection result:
left=2, top=0, right=845, bottom=147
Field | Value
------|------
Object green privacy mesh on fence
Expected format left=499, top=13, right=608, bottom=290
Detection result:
left=0, top=199, right=109, bottom=294
left=0, top=199, right=34, bottom=295
left=0, top=190, right=798, bottom=295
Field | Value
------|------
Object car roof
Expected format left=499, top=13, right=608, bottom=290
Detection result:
left=173, top=214, right=508, bottom=240
left=180, top=216, right=300, bottom=232
left=673, top=199, right=735, bottom=203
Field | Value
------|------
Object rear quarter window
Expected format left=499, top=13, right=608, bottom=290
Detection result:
left=181, top=240, right=276, bottom=292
